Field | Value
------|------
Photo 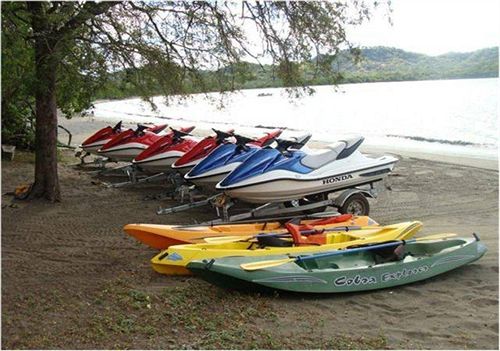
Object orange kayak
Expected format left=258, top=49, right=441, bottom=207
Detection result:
left=124, top=214, right=379, bottom=249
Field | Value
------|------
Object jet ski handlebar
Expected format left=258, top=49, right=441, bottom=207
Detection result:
left=212, top=128, right=234, bottom=143
left=274, top=133, right=312, bottom=153
left=134, top=124, right=149, bottom=136
left=112, top=121, right=123, bottom=132
left=170, top=127, right=192, bottom=141
left=274, top=139, right=302, bottom=152
left=234, top=134, right=257, bottom=146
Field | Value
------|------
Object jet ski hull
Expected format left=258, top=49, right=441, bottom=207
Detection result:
left=133, top=151, right=185, bottom=173
left=219, top=156, right=398, bottom=203
left=187, top=172, right=230, bottom=189
left=81, top=139, right=113, bottom=154
left=171, top=161, right=198, bottom=175
left=186, top=163, right=239, bottom=189
left=98, top=143, right=149, bottom=162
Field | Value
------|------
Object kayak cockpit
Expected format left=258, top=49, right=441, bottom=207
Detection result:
left=294, top=238, right=471, bottom=271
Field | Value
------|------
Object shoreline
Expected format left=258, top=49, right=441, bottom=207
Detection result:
left=360, top=145, right=498, bottom=171
left=59, top=115, right=499, bottom=171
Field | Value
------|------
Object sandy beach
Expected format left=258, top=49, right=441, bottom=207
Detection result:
left=1, top=116, right=498, bottom=349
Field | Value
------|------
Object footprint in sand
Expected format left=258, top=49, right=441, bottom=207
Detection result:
left=471, top=297, right=498, bottom=308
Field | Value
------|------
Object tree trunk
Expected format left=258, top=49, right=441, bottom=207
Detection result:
left=29, top=54, right=61, bottom=201
left=28, top=2, right=61, bottom=201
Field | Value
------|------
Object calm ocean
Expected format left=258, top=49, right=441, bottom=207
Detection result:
left=93, top=77, right=498, bottom=160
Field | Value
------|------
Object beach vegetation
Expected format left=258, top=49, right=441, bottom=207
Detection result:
left=1, top=0, right=384, bottom=201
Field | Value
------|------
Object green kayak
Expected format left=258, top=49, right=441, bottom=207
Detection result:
left=187, top=234, right=487, bottom=293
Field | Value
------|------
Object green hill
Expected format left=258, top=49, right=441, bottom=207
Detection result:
left=241, top=46, right=499, bottom=88
left=333, top=46, right=499, bottom=83
left=96, top=47, right=499, bottom=99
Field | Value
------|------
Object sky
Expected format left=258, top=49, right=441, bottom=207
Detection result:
left=347, top=0, right=499, bottom=55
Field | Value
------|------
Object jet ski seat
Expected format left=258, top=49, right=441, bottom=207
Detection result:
left=300, top=136, right=365, bottom=169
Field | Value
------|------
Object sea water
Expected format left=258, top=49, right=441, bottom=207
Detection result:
left=92, top=78, right=498, bottom=160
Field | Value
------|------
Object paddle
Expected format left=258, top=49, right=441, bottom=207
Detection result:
left=240, top=233, right=457, bottom=271
left=201, top=225, right=373, bottom=244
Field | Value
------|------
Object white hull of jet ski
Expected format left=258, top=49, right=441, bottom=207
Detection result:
left=217, top=151, right=398, bottom=203
left=133, top=151, right=185, bottom=172
left=98, top=142, right=148, bottom=162
left=81, top=139, right=113, bottom=155
left=171, top=158, right=204, bottom=175
left=184, top=163, right=240, bottom=188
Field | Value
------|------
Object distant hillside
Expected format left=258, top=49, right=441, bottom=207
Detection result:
left=240, top=47, right=499, bottom=89
left=95, top=47, right=499, bottom=99
left=333, top=46, right=499, bottom=83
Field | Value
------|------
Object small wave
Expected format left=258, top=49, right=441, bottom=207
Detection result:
left=386, top=134, right=486, bottom=147
left=254, top=124, right=297, bottom=131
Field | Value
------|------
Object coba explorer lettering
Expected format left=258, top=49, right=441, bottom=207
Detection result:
left=334, top=275, right=377, bottom=287
left=381, top=266, right=429, bottom=282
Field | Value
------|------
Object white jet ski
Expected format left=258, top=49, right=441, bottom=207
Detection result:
left=216, top=136, right=398, bottom=204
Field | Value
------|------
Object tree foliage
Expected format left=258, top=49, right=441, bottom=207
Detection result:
left=1, top=0, right=383, bottom=200
left=2, top=2, right=36, bottom=148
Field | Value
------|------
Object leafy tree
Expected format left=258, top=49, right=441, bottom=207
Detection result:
left=1, top=1, right=383, bottom=201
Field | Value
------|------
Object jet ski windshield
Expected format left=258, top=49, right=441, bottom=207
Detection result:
left=219, top=148, right=312, bottom=187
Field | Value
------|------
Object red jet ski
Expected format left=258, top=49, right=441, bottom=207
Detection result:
left=80, top=121, right=124, bottom=155
left=98, top=124, right=168, bottom=162
left=132, top=126, right=197, bottom=173
left=171, top=128, right=235, bottom=174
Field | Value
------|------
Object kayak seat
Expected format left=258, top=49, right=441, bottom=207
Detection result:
left=300, top=136, right=364, bottom=169
left=257, top=236, right=293, bottom=247
left=373, top=244, right=406, bottom=264
left=285, top=223, right=326, bottom=246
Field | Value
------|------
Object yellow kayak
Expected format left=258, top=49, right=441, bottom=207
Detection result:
left=124, top=214, right=378, bottom=249
left=151, top=221, right=423, bottom=275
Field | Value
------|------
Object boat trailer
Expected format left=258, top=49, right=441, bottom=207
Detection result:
left=81, top=161, right=177, bottom=189
left=156, top=183, right=381, bottom=223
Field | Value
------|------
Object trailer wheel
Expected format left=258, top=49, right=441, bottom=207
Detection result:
left=338, top=193, right=370, bottom=215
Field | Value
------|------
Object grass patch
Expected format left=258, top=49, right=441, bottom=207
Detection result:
left=1, top=148, right=76, bottom=165
left=77, top=278, right=388, bottom=349
left=2, top=271, right=390, bottom=349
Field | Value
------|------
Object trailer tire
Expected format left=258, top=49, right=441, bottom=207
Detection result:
left=338, top=193, right=370, bottom=216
